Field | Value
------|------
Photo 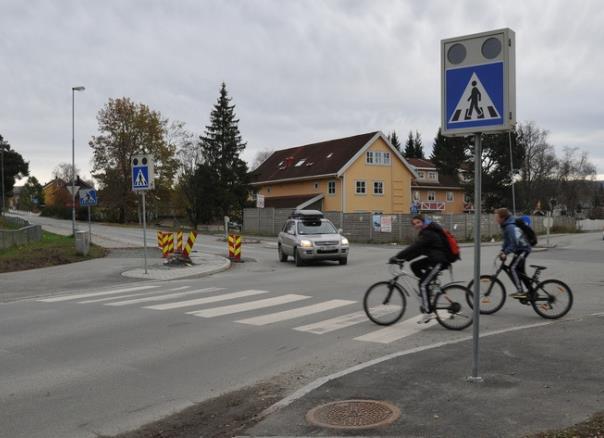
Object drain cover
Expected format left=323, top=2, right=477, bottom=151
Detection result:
left=306, top=399, right=400, bottom=429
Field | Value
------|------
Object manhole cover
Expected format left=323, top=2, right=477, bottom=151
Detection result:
left=306, top=399, right=400, bottom=429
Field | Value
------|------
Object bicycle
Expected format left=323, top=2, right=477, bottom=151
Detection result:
left=363, top=261, right=474, bottom=331
left=466, top=256, right=573, bottom=319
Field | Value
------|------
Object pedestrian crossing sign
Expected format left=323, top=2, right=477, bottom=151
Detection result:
left=131, top=154, right=154, bottom=191
left=441, top=28, right=515, bottom=136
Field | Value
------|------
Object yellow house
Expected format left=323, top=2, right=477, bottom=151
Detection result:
left=251, top=131, right=417, bottom=213
left=407, top=158, right=466, bottom=214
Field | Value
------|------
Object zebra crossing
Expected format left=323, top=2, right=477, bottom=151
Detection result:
left=35, top=283, right=437, bottom=344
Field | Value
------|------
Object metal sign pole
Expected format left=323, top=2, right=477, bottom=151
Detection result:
left=470, top=133, right=483, bottom=382
left=142, top=191, right=148, bottom=274
left=88, top=205, right=92, bottom=240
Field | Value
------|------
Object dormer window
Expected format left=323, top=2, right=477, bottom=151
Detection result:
left=428, top=171, right=436, bottom=180
left=295, top=159, right=306, bottom=167
left=278, top=160, right=286, bottom=170
left=418, top=171, right=424, bottom=178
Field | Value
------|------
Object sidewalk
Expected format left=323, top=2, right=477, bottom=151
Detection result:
left=121, top=251, right=231, bottom=280
left=243, top=313, right=604, bottom=437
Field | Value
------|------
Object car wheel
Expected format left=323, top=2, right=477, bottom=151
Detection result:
left=278, top=245, right=288, bottom=262
left=339, top=258, right=348, bottom=265
left=294, top=248, right=304, bottom=267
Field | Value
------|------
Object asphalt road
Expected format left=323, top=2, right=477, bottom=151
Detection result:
left=1, top=215, right=602, bottom=437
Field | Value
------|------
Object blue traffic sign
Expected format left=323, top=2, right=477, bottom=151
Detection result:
left=132, top=165, right=150, bottom=190
left=79, top=189, right=97, bottom=207
left=445, top=62, right=504, bottom=132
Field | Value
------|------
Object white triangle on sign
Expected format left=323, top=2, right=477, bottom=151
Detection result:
left=66, top=185, right=80, bottom=196
left=448, top=72, right=500, bottom=123
left=134, top=169, right=148, bottom=187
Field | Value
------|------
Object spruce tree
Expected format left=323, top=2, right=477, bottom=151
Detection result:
left=198, top=83, right=250, bottom=220
left=388, top=131, right=402, bottom=153
left=413, top=131, right=425, bottom=159
left=403, top=131, right=415, bottom=158
left=430, top=128, right=468, bottom=176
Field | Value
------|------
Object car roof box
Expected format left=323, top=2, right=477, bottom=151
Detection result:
left=289, top=209, right=324, bottom=219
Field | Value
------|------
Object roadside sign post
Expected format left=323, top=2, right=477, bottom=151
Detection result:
left=131, top=154, right=154, bottom=274
left=543, top=215, right=554, bottom=247
left=79, top=188, right=97, bottom=243
left=441, top=28, right=516, bottom=381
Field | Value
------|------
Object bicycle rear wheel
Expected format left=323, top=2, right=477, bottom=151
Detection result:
left=434, top=285, right=474, bottom=330
left=531, top=279, right=573, bottom=319
left=363, top=281, right=407, bottom=326
left=466, top=275, right=507, bottom=315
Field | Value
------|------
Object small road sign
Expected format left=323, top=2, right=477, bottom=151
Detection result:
left=131, top=155, right=154, bottom=191
left=79, top=189, right=97, bottom=207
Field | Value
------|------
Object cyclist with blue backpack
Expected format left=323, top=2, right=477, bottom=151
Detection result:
left=495, top=207, right=532, bottom=299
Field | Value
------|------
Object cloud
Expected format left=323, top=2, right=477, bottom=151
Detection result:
left=1, top=0, right=603, bottom=185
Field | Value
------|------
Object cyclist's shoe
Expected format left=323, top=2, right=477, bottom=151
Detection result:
left=419, top=305, right=430, bottom=314
left=417, top=313, right=433, bottom=324
left=510, top=291, right=528, bottom=299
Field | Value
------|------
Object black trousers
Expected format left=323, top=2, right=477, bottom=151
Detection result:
left=411, top=258, right=443, bottom=311
left=510, top=251, right=531, bottom=291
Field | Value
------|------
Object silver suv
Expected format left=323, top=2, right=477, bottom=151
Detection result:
left=277, top=210, right=349, bottom=266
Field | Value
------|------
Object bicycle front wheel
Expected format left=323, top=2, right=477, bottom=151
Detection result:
left=531, top=279, right=573, bottom=319
left=466, top=275, right=507, bottom=315
left=434, top=285, right=474, bottom=330
left=363, top=281, right=407, bottom=326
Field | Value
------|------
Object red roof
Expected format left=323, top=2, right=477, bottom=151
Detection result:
left=407, top=158, right=436, bottom=169
left=251, top=132, right=379, bottom=184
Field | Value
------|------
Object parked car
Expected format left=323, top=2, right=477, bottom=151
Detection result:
left=277, top=210, right=349, bottom=266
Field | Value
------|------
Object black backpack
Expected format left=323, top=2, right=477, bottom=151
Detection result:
left=515, top=218, right=537, bottom=247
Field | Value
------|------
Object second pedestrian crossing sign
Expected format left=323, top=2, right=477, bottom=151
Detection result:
left=131, top=154, right=154, bottom=191
left=441, top=28, right=515, bottom=136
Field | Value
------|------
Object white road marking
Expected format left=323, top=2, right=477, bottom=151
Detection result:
left=144, top=290, right=270, bottom=310
left=37, top=285, right=160, bottom=302
left=79, top=286, right=190, bottom=303
left=105, top=287, right=223, bottom=306
left=236, top=300, right=356, bottom=326
left=294, top=306, right=399, bottom=334
left=187, top=294, right=310, bottom=318
left=353, top=314, right=437, bottom=344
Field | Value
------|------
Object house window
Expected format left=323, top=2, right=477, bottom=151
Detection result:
left=428, top=171, right=436, bottom=180
left=383, top=152, right=391, bottom=165
left=295, top=159, right=306, bottom=167
left=366, top=151, right=391, bottom=166
left=328, top=181, right=336, bottom=195
left=356, top=180, right=366, bottom=194
left=314, top=182, right=319, bottom=190
left=373, top=181, right=384, bottom=195
left=428, top=191, right=436, bottom=201
left=366, top=151, right=374, bottom=164
left=418, top=171, right=424, bottom=178
left=326, top=153, right=334, bottom=158
left=267, top=187, right=271, bottom=193
left=446, top=191, right=454, bottom=202
left=413, top=191, right=420, bottom=201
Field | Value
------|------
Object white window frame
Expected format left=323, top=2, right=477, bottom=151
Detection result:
left=418, top=170, right=424, bottom=178
left=366, top=151, right=374, bottom=164
left=428, top=191, right=436, bottom=201
left=355, top=180, right=366, bottom=195
left=446, top=191, right=454, bottom=202
left=373, top=181, right=384, bottom=196
left=428, top=171, right=436, bottom=180
left=383, top=152, right=391, bottom=165
left=328, top=181, right=336, bottom=195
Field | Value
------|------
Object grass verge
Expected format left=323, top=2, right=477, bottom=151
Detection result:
left=0, top=231, right=107, bottom=273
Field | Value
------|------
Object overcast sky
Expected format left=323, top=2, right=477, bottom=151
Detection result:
left=2, top=0, right=603, bottom=186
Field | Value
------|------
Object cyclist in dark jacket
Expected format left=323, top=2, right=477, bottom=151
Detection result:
left=389, top=214, right=449, bottom=322
left=495, top=207, right=532, bottom=298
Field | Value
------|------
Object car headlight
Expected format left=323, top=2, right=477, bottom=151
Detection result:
left=341, top=237, right=349, bottom=246
left=300, top=239, right=313, bottom=248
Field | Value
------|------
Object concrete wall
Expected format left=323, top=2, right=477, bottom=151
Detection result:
left=243, top=208, right=577, bottom=244
left=0, top=217, right=43, bottom=250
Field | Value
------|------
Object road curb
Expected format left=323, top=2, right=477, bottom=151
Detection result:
left=120, top=255, right=231, bottom=281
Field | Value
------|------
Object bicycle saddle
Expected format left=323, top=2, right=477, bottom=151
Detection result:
left=530, top=264, right=547, bottom=270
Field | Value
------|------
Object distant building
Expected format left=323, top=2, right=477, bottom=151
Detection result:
left=407, top=158, right=466, bottom=214
left=251, top=131, right=418, bottom=213
left=43, top=176, right=93, bottom=208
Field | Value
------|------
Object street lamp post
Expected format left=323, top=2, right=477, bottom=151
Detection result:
left=71, top=86, right=85, bottom=236
left=1, top=142, right=5, bottom=215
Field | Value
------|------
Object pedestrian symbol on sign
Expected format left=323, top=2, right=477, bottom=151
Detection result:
left=134, top=169, right=148, bottom=187
left=449, top=72, right=501, bottom=124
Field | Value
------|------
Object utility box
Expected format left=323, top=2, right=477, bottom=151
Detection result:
left=75, top=231, right=90, bottom=256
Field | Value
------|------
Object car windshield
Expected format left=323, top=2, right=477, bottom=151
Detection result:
left=297, top=220, right=337, bottom=235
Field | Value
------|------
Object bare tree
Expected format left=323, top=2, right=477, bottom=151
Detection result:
left=251, top=148, right=274, bottom=170
left=556, top=147, right=597, bottom=215
left=52, top=162, right=81, bottom=182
